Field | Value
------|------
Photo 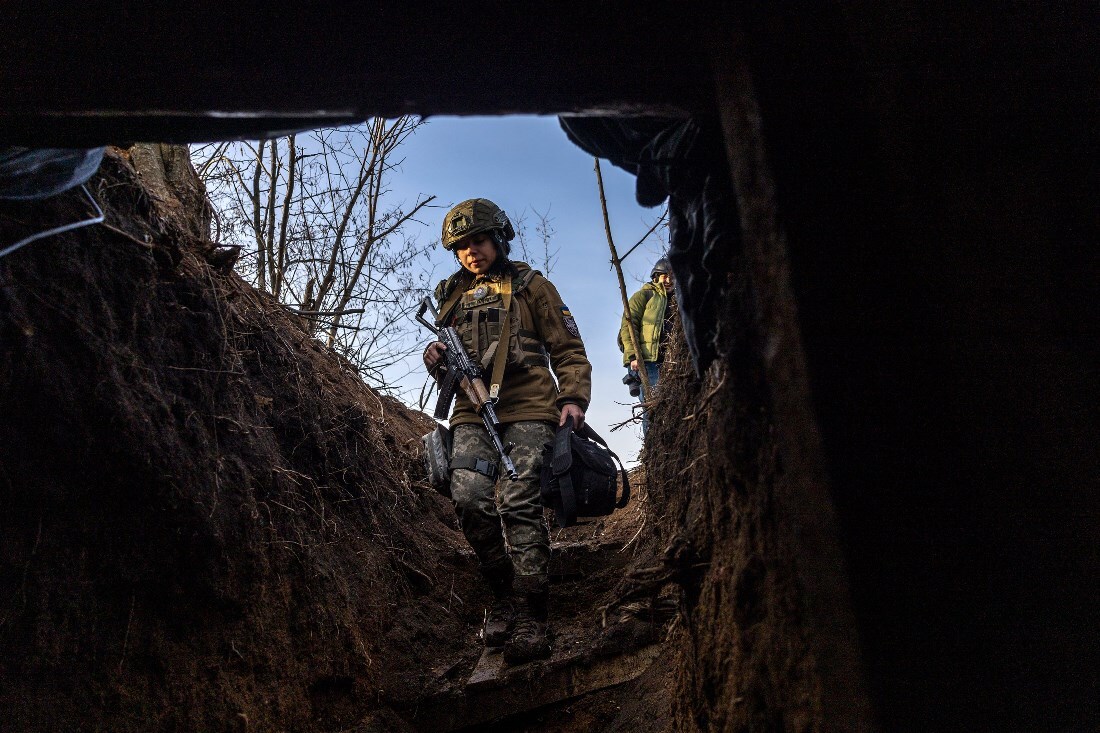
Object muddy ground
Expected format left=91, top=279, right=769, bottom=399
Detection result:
left=0, top=148, right=677, bottom=732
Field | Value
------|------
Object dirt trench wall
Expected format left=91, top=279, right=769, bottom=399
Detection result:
left=627, top=14, right=872, bottom=732
left=646, top=5, right=1098, bottom=732
left=645, top=282, right=861, bottom=733
left=730, top=6, right=1097, bottom=731
left=0, top=148, right=472, bottom=732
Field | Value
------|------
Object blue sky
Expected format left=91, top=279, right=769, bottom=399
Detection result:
left=383, top=115, right=669, bottom=465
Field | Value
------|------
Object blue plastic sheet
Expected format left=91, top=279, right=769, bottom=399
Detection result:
left=0, top=146, right=106, bottom=200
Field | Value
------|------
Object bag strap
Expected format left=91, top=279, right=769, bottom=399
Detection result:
left=512, top=267, right=542, bottom=295
left=551, top=415, right=575, bottom=475
left=613, top=450, right=631, bottom=509
left=552, top=415, right=578, bottom=525
left=557, top=470, right=578, bottom=526
left=578, top=422, right=608, bottom=447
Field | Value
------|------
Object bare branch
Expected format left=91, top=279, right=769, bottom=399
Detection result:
left=193, top=118, right=439, bottom=394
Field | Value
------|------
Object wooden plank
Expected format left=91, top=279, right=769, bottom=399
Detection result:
left=411, top=640, right=663, bottom=731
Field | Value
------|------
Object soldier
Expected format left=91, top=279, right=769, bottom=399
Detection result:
left=423, top=198, right=592, bottom=664
left=618, top=257, right=674, bottom=437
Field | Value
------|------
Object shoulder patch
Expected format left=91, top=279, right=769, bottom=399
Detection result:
left=560, top=305, right=580, bottom=338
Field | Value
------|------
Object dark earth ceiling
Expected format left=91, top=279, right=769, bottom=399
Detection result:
left=1, top=2, right=710, bottom=146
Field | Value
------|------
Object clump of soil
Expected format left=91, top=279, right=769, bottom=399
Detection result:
left=0, top=147, right=484, bottom=732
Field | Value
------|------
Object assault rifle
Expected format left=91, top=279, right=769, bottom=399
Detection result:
left=416, top=296, right=518, bottom=480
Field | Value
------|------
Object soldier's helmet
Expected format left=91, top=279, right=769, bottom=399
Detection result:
left=441, top=198, right=516, bottom=251
left=651, top=257, right=672, bottom=279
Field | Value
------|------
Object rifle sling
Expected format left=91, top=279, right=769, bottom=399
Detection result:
left=435, top=276, right=467, bottom=327
left=488, top=277, right=512, bottom=402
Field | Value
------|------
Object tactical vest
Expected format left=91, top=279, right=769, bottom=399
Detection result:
left=436, top=268, right=549, bottom=382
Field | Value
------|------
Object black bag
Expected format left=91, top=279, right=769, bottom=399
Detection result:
left=540, top=416, right=630, bottom=527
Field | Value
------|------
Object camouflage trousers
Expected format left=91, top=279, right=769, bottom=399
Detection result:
left=450, top=421, right=555, bottom=593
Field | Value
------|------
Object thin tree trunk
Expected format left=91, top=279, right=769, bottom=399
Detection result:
left=274, top=134, right=296, bottom=299
left=595, top=157, right=651, bottom=394
left=253, top=139, right=267, bottom=291
left=265, top=138, right=279, bottom=291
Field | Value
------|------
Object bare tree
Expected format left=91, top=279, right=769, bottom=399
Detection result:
left=511, top=206, right=559, bottom=274
left=191, top=118, right=437, bottom=389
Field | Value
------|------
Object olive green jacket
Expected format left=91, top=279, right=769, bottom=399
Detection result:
left=432, top=262, right=592, bottom=428
left=619, top=281, right=669, bottom=365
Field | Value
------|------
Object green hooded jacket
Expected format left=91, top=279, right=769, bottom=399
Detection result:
left=618, top=281, right=669, bottom=365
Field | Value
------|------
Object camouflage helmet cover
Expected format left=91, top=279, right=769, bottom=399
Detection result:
left=651, top=256, right=672, bottom=279
left=441, top=198, right=516, bottom=250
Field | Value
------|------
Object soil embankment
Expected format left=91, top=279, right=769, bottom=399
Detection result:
left=0, top=147, right=480, bottom=731
left=0, top=148, right=673, bottom=732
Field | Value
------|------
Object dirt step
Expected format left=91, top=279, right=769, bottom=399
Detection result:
left=409, top=631, right=663, bottom=732
left=549, top=539, right=631, bottom=581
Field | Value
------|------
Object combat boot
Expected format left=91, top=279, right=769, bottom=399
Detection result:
left=503, top=591, right=551, bottom=664
left=481, top=561, right=516, bottom=647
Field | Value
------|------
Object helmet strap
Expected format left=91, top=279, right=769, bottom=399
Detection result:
left=490, top=230, right=510, bottom=257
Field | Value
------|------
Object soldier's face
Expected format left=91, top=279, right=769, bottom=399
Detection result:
left=658, top=272, right=673, bottom=288
left=455, top=233, right=498, bottom=275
